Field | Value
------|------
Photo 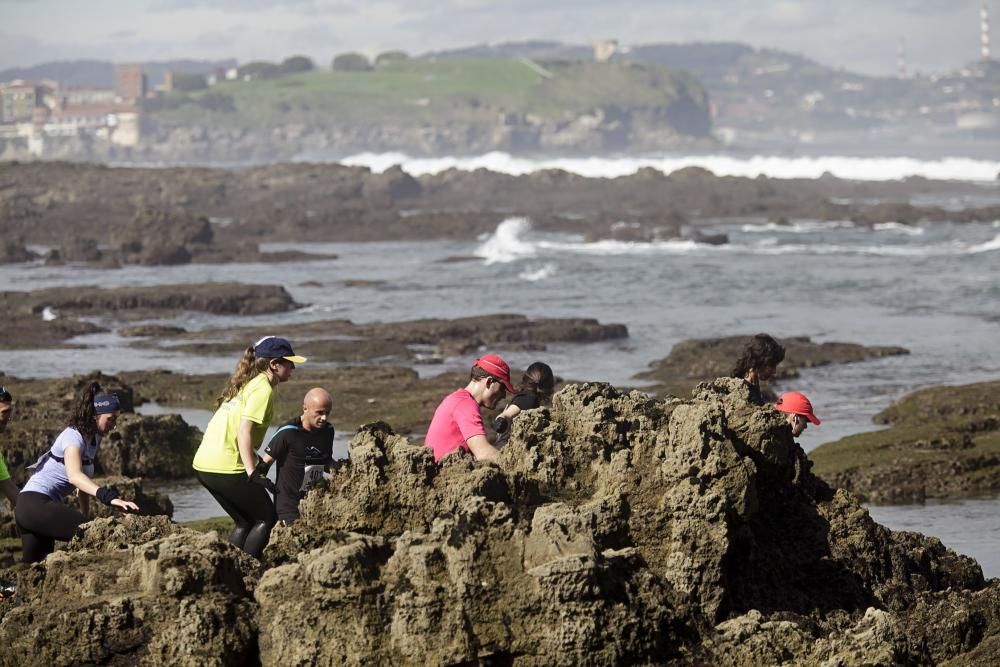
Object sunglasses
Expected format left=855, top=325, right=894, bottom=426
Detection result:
left=0, top=386, right=11, bottom=403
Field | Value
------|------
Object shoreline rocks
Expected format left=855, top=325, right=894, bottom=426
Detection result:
left=2, top=161, right=996, bottom=270
left=2, top=378, right=995, bottom=664
left=635, top=334, right=909, bottom=399
left=811, top=379, right=1000, bottom=504
left=0, top=283, right=300, bottom=348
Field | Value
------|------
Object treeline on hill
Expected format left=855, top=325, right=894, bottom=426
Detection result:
left=140, top=51, right=411, bottom=113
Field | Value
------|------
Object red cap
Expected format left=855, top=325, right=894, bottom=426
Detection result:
left=774, top=391, right=821, bottom=425
left=474, top=354, right=515, bottom=393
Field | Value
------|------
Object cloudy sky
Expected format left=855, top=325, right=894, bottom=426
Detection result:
left=0, top=0, right=991, bottom=75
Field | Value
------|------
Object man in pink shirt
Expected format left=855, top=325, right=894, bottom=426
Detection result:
left=425, top=354, right=515, bottom=463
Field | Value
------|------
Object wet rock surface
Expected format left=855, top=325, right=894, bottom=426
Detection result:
left=635, top=334, right=909, bottom=398
left=811, top=379, right=1000, bottom=503
left=0, top=282, right=299, bottom=348
left=144, top=313, right=629, bottom=364
left=0, top=515, right=260, bottom=667
left=0, top=378, right=995, bottom=664
left=1, top=161, right=995, bottom=263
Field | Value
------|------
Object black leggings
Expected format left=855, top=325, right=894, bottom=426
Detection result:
left=196, top=470, right=277, bottom=559
left=15, top=491, right=86, bottom=564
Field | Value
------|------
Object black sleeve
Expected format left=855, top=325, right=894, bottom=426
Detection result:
left=264, top=431, right=289, bottom=462
left=511, top=392, right=540, bottom=411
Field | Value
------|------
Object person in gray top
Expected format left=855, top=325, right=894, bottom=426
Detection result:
left=16, top=382, right=138, bottom=563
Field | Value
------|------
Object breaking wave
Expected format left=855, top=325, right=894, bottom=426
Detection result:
left=474, top=218, right=1000, bottom=261
left=342, top=151, right=1000, bottom=182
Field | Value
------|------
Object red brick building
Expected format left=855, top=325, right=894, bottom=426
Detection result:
left=114, top=63, right=147, bottom=101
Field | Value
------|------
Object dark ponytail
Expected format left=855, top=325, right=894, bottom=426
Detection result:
left=519, top=362, right=555, bottom=400
left=731, top=334, right=785, bottom=379
left=67, top=381, right=102, bottom=442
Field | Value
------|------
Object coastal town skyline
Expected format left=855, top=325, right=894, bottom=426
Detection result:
left=0, top=0, right=993, bottom=76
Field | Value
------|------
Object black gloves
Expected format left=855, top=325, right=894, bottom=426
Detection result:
left=250, top=460, right=277, bottom=494
left=95, top=486, right=119, bottom=505
left=493, top=415, right=510, bottom=435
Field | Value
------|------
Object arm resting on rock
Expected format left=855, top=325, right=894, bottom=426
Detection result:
left=466, top=435, right=500, bottom=463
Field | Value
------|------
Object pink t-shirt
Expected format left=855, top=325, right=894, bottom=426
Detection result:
left=425, top=389, right=486, bottom=462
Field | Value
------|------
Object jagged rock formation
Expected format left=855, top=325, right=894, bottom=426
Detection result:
left=1, top=379, right=996, bottom=665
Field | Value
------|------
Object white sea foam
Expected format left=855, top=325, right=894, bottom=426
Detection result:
left=474, top=217, right=1000, bottom=261
left=872, top=222, right=925, bottom=236
left=519, top=264, right=556, bottom=281
left=740, top=221, right=855, bottom=234
left=341, top=151, right=1000, bottom=182
left=967, top=233, right=1000, bottom=254
left=475, top=217, right=536, bottom=264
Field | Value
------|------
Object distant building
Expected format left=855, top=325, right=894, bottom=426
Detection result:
left=1, top=82, right=43, bottom=123
left=593, top=39, right=619, bottom=63
left=62, top=87, right=117, bottom=106
left=115, top=63, right=147, bottom=101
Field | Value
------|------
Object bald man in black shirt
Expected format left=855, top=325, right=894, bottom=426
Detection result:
left=259, top=387, right=335, bottom=524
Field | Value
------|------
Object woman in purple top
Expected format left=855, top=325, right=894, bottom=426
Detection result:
left=15, top=382, right=138, bottom=563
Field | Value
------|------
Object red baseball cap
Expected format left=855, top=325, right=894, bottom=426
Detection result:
left=774, top=391, right=821, bottom=425
left=474, top=354, right=515, bottom=393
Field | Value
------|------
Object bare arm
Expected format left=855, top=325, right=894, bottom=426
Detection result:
left=64, top=447, right=139, bottom=512
left=466, top=435, right=500, bottom=463
left=497, top=404, right=523, bottom=421
left=0, top=478, right=18, bottom=508
left=237, top=418, right=260, bottom=476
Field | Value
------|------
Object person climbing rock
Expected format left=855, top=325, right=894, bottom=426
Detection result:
left=731, top=333, right=786, bottom=405
left=254, top=387, right=335, bottom=525
left=425, top=354, right=514, bottom=463
left=493, top=361, right=555, bottom=447
left=192, top=336, right=304, bottom=558
left=775, top=390, right=821, bottom=436
left=15, top=383, right=139, bottom=564
left=0, top=386, right=20, bottom=509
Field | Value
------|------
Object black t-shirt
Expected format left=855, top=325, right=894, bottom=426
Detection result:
left=495, top=391, right=542, bottom=447
left=264, top=417, right=335, bottom=521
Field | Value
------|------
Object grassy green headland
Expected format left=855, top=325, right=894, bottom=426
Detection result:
left=149, top=58, right=707, bottom=130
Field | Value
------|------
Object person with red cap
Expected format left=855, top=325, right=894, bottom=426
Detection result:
left=774, top=391, right=821, bottom=437
left=425, top=354, right=514, bottom=463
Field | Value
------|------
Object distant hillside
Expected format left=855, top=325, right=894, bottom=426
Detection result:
left=0, top=59, right=236, bottom=87
left=128, top=57, right=711, bottom=160
left=427, top=41, right=1000, bottom=154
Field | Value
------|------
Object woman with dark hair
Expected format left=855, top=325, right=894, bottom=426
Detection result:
left=15, top=382, right=139, bottom=564
left=192, top=336, right=304, bottom=559
left=731, top=333, right=786, bottom=405
left=493, top=361, right=556, bottom=447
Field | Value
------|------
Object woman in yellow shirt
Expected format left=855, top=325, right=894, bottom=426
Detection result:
left=192, top=336, right=305, bottom=558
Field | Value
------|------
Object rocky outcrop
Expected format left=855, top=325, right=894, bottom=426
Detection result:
left=1, top=282, right=299, bottom=319
left=1, top=378, right=995, bottom=665
left=811, top=378, right=1000, bottom=503
left=636, top=334, right=909, bottom=398
left=257, top=379, right=993, bottom=664
left=0, top=516, right=259, bottom=666
left=0, top=282, right=299, bottom=348
left=2, top=161, right=995, bottom=260
left=139, top=313, right=629, bottom=366
left=0, top=240, right=36, bottom=264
